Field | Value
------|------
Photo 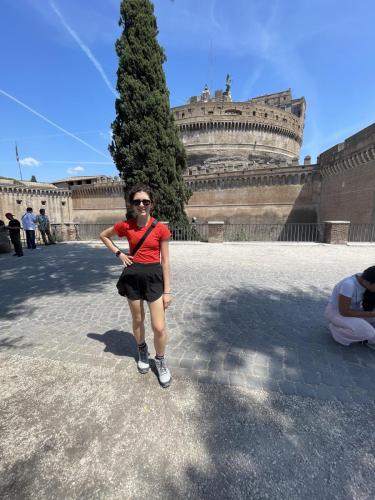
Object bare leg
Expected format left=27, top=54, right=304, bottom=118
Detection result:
left=148, top=296, right=167, bottom=356
left=127, top=299, right=145, bottom=345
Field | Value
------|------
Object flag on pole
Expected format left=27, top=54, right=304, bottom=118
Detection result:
left=15, top=143, right=19, bottom=162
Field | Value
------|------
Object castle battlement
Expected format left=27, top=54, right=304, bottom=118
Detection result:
left=172, top=80, right=306, bottom=169
left=0, top=179, right=72, bottom=225
left=184, top=164, right=319, bottom=192
left=318, top=123, right=375, bottom=178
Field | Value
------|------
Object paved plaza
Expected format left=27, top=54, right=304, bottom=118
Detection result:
left=1, top=242, right=375, bottom=498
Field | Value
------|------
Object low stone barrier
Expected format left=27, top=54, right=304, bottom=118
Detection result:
left=323, top=221, right=350, bottom=244
left=0, top=227, right=11, bottom=253
left=51, top=223, right=79, bottom=242
left=208, top=221, right=225, bottom=243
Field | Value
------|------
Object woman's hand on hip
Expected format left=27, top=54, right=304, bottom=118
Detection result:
left=119, top=254, right=134, bottom=266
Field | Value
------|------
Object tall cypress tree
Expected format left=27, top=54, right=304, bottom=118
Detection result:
left=109, top=0, right=191, bottom=224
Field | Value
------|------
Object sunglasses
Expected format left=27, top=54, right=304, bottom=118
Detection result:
left=132, top=199, right=151, bottom=206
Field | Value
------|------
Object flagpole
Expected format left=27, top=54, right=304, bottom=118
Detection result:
left=15, top=142, right=23, bottom=180
left=17, top=158, right=23, bottom=181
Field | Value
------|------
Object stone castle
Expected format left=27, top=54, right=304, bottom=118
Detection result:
left=175, top=78, right=306, bottom=168
left=1, top=79, right=374, bottom=226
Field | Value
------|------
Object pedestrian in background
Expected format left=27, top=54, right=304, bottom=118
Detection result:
left=5, top=212, right=23, bottom=257
left=21, top=207, right=37, bottom=249
left=35, top=208, right=55, bottom=245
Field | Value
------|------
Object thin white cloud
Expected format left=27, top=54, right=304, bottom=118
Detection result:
left=49, top=1, right=117, bottom=97
left=238, top=0, right=280, bottom=99
left=209, top=0, right=221, bottom=32
left=239, top=64, right=265, bottom=100
left=0, top=88, right=110, bottom=159
left=20, top=157, right=40, bottom=167
left=36, top=160, right=113, bottom=165
left=0, top=129, right=111, bottom=143
left=67, top=165, right=85, bottom=174
left=0, top=160, right=114, bottom=165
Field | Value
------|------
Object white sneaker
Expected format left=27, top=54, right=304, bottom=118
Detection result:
left=137, top=346, right=150, bottom=374
left=155, top=357, right=171, bottom=388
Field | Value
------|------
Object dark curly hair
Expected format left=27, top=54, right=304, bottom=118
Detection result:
left=362, top=266, right=375, bottom=311
left=362, top=266, right=375, bottom=284
left=128, top=185, right=154, bottom=204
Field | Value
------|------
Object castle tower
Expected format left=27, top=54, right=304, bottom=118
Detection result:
left=172, top=81, right=305, bottom=169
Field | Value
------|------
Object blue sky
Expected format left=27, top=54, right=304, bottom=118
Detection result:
left=0, top=0, right=374, bottom=182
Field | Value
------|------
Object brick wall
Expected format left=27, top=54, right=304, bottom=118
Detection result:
left=319, top=162, right=375, bottom=223
left=318, top=123, right=375, bottom=224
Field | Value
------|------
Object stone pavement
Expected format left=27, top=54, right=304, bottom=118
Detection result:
left=1, top=353, right=375, bottom=500
left=1, top=242, right=375, bottom=403
left=1, top=242, right=375, bottom=498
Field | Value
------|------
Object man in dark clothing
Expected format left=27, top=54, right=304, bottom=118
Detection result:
left=35, top=208, right=55, bottom=245
left=5, top=212, right=23, bottom=256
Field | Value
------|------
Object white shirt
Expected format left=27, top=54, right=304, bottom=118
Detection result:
left=22, top=212, right=37, bottom=230
left=329, top=274, right=366, bottom=310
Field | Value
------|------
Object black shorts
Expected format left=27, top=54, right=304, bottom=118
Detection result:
left=116, top=263, right=163, bottom=302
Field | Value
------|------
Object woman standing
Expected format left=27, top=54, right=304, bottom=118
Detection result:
left=100, top=185, right=172, bottom=387
left=325, top=266, right=375, bottom=348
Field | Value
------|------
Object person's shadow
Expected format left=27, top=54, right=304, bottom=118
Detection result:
left=87, top=330, right=161, bottom=383
left=87, top=330, right=137, bottom=360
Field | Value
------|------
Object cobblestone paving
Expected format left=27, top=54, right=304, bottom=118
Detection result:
left=1, top=242, right=375, bottom=403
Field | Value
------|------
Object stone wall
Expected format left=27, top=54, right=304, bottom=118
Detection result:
left=65, top=165, right=320, bottom=225
left=0, top=180, right=72, bottom=223
left=173, top=89, right=305, bottom=165
left=181, top=125, right=301, bottom=165
left=2, top=122, right=373, bottom=228
left=318, top=123, right=375, bottom=223
left=71, top=182, right=126, bottom=224
left=63, top=121, right=375, bottom=226
left=185, top=166, right=320, bottom=223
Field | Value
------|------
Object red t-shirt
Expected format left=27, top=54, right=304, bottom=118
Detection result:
left=113, top=217, right=171, bottom=264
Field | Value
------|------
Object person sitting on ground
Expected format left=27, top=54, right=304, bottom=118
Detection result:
left=35, top=208, right=55, bottom=245
left=4, top=212, right=23, bottom=257
left=325, top=266, right=375, bottom=349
